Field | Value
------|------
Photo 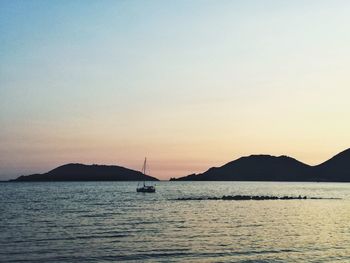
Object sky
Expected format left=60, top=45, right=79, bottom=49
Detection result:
left=1, top=0, right=350, bottom=180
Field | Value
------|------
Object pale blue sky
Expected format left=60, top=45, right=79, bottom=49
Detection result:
left=1, top=0, right=350, bottom=179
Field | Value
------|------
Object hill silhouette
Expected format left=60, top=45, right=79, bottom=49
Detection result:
left=172, top=148, right=350, bottom=182
left=12, top=163, right=158, bottom=182
left=312, top=148, right=350, bottom=182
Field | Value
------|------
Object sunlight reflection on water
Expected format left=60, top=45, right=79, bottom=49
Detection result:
left=1, top=181, right=349, bottom=262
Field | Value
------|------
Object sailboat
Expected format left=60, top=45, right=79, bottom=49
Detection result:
left=136, top=158, right=156, bottom=193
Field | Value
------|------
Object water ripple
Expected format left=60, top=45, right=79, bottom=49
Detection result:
left=1, top=181, right=349, bottom=262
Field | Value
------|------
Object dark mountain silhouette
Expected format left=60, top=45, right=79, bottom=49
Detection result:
left=12, top=163, right=159, bottom=182
left=172, top=148, right=350, bottom=182
left=312, top=148, right=350, bottom=182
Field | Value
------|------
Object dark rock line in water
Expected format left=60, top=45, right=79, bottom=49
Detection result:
left=174, top=195, right=341, bottom=201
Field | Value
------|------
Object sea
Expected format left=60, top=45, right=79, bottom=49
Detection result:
left=1, top=181, right=349, bottom=262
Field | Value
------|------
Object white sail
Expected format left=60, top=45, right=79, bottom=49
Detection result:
left=136, top=157, right=155, bottom=193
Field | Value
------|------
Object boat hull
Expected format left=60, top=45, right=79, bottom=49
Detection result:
left=137, top=186, right=156, bottom=193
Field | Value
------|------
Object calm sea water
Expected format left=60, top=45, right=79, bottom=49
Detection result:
left=1, top=181, right=349, bottom=262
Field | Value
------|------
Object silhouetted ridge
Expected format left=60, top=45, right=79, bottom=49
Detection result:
left=173, top=149, right=350, bottom=182
left=313, top=148, right=350, bottom=182
left=12, top=163, right=159, bottom=182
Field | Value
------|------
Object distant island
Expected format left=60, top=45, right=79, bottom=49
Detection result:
left=8, top=148, right=350, bottom=182
left=11, top=163, right=158, bottom=182
left=171, top=148, right=350, bottom=182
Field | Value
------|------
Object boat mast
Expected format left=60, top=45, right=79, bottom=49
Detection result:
left=143, top=157, right=147, bottom=186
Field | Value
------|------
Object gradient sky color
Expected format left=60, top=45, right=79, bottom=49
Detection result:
left=1, top=0, right=350, bottom=180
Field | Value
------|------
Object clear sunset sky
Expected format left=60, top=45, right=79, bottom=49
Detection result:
left=1, top=0, right=350, bottom=180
